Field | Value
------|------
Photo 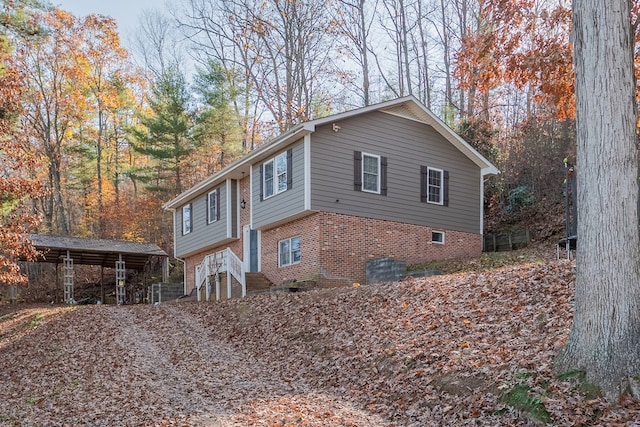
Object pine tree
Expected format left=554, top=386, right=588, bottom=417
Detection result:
left=129, top=67, right=196, bottom=198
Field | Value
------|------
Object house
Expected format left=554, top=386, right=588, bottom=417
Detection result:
left=163, top=96, right=499, bottom=299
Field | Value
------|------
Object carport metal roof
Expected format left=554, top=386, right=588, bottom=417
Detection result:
left=27, top=234, right=168, bottom=271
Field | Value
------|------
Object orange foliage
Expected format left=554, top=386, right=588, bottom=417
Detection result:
left=455, top=0, right=574, bottom=119
left=0, top=48, right=44, bottom=285
left=457, top=0, right=640, bottom=121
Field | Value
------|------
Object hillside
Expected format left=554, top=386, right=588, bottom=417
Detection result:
left=2, top=254, right=640, bottom=426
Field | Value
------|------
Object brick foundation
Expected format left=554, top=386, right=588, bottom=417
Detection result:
left=259, top=212, right=481, bottom=287
left=316, top=212, right=481, bottom=285
left=183, top=211, right=481, bottom=293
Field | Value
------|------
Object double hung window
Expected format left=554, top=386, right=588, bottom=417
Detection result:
left=421, top=166, right=449, bottom=206
left=427, top=168, right=444, bottom=204
left=182, top=204, right=192, bottom=235
left=279, top=236, right=301, bottom=267
left=353, top=151, right=387, bottom=195
left=207, top=189, right=220, bottom=223
left=362, top=153, right=381, bottom=193
left=261, top=150, right=292, bottom=200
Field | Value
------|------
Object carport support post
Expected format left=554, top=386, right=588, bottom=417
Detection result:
left=100, top=267, right=105, bottom=304
left=63, top=250, right=74, bottom=304
left=116, top=254, right=126, bottom=305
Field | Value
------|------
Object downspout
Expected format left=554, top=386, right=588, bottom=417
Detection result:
left=168, top=207, right=187, bottom=296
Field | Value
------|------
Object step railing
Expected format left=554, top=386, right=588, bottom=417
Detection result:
left=195, top=248, right=246, bottom=301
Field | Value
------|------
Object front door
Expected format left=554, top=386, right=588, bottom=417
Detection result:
left=243, top=225, right=259, bottom=272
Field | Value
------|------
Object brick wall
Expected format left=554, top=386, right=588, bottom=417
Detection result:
left=260, top=213, right=322, bottom=284
left=258, top=211, right=481, bottom=287
left=317, top=212, right=481, bottom=285
left=184, top=208, right=481, bottom=292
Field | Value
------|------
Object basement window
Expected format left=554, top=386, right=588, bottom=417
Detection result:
left=432, top=231, right=445, bottom=244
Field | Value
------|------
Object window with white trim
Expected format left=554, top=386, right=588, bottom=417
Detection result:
left=207, top=189, right=219, bottom=224
left=263, top=152, right=288, bottom=199
left=432, top=230, right=445, bottom=244
left=362, top=153, right=380, bottom=193
left=279, top=236, right=301, bottom=267
left=182, top=204, right=192, bottom=235
left=427, top=167, right=444, bottom=204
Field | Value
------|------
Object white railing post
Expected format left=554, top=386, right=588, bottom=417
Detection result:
left=197, top=248, right=246, bottom=300
left=224, top=248, right=246, bottom=297
left=196, top=264, right=202, bottom=302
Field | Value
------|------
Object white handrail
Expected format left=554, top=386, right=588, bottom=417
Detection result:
left=225, top=248, right=246, bottom=297
left=197, top=248, right=246, bottom=299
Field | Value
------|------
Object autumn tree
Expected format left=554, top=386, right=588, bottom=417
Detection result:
left=555, top=0, right=640, bottom=400
left=71, top=14, right=133, bottom=236
left=17, top=10, right=89, bottom=235
left=0, top=0, right=43, bottom=285
left=455, top=0, right=573, bottom=120
left=133, top=9, right=185, bottom=82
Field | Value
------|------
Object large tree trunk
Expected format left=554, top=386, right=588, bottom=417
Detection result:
left=556, top=0, right=640, bottom=400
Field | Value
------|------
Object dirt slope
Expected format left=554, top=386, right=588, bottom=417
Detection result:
left=2, top=259, right=640, bottom=426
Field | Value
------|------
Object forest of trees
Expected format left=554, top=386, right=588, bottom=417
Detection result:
left=2, top=0, right=638, bottom=283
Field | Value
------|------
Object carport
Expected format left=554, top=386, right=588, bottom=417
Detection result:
left=26, top=234, right=169, bottom=304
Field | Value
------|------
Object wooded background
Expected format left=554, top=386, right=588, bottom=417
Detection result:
left=3, top=0, right=625, bottom=282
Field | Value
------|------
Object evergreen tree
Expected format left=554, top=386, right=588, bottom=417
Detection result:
left=129, top=67, right=196, bottom=198
left=192, top=60, right=243, bottom=174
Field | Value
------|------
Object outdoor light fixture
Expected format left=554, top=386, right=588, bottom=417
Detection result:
left=240, top=199, right=246, bottom=209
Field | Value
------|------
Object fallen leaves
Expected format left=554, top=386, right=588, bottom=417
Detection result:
left=2, top=255, right=640, bottom=425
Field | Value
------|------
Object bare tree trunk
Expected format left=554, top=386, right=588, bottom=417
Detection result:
left=359, top=0, right=371, bottom=105
left=440, top=0, right=452, bottom=112
left=556, top=0, right=640, bottom=401
left=416, top=0, right=430, bottom=108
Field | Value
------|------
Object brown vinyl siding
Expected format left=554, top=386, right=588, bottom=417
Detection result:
left=252, top=140, right=306, bottom=230
left=310, top=111, right=481, bottom=234
left=175, top=182, right=234, bottom=258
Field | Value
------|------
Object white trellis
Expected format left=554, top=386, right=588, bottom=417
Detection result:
left=63, top=250, right=74, bottom=304
left=116, top=254, right=126, bottom=305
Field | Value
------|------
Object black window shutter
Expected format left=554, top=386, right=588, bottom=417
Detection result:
left=380, top=156, right=388, bottom=196
left=420, top=166, right=428, bottom=203
left=206, top=195, right=210, bottom=223
left=287, top=148, right=293, bottom=190
left=354, top=151, right=362, bottom=191
left=181, top=208, right=185, bottom=235
left=443, top=170, right=450, bottom=207
left=259, top=165, right=264, bottom=201
left=216, top=189, right=221, bottom=220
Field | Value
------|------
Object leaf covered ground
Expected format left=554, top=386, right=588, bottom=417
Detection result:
left=2, top=254, right=640, bottom=426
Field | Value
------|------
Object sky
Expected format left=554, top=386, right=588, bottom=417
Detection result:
left=54, top=0, right=165, bottom=45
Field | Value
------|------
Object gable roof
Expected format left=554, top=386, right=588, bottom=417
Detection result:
left=164, top=95, right=499, bottom=210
